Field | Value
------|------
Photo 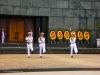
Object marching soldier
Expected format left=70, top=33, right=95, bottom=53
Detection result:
left=25, top=32, right=33, bottom=58
left=38, top=32, right=46, bottom=58
left=70, top=33, right=78, bottom=58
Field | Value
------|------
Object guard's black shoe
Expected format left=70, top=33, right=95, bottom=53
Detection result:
left=32, top=51, right=34, bottom=54
left=40, top=56, right=42, bottom=58
left=43, top=52, right=46, bottom=54
left=31, top=51, right=34, bottom=54
left=28, top=56, right=30, bottom=58
left=71, top=56, right=73, bottom=58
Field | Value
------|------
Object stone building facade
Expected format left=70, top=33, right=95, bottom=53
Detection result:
left=0, top=0, right=100, bottom=44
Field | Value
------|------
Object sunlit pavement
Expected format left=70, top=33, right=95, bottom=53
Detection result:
left=0, top=54, right=100, bottom=73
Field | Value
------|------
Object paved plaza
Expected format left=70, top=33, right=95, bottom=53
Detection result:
left=0, top=54, right=100, bottom=72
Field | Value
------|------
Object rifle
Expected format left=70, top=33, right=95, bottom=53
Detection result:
left=26, top=37, right=32, bottom=44
left=39, top=37, right=44, bottom=43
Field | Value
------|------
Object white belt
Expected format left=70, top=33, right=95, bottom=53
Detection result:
left=71, top=43, right=75, bottom=44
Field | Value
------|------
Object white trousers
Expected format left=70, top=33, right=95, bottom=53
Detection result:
left=27, top=44, right=31, bottom=57
left=70, top=45, right=74, bottom=56
left=74, top=44, right=78, bottom=53
left=39, top=46, right=43, bottom=56
left=30, top=43, right=34, bottom=51
left=2, top=36, right=4, bottom=43
left=70, top=44, right=78, bottom=56
left=43, top=45, right=46, bottom=53
left=39, top=45, right=46, bottom=56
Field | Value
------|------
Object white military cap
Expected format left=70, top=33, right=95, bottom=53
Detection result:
left=40, top=32, right=44, bottom=35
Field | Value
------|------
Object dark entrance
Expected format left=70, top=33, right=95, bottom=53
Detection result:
left=34, top=17, right=48, bottom=43
left=0, top=15, right=48, bottom=43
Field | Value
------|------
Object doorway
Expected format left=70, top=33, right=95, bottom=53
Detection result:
left=35, top=17, right=48, bottom=43
left=9, top=20, right=24, bottom=42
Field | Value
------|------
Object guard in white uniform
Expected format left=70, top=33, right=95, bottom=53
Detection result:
left=28, top=29, right=34, bottom=53
left=25, top=33, right=33, bottom=58
left=38, top=32, right=46, bottom=58
left=1, top=29, right=5, bottom=43
left=70, top=34, right=78, bottom=58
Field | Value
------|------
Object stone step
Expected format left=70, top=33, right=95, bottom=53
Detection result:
left=0, top=43, right=99, bottom=54
left=0, top=47, right=100, bottom=54
left=0, top=43, right=97, bottom=48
